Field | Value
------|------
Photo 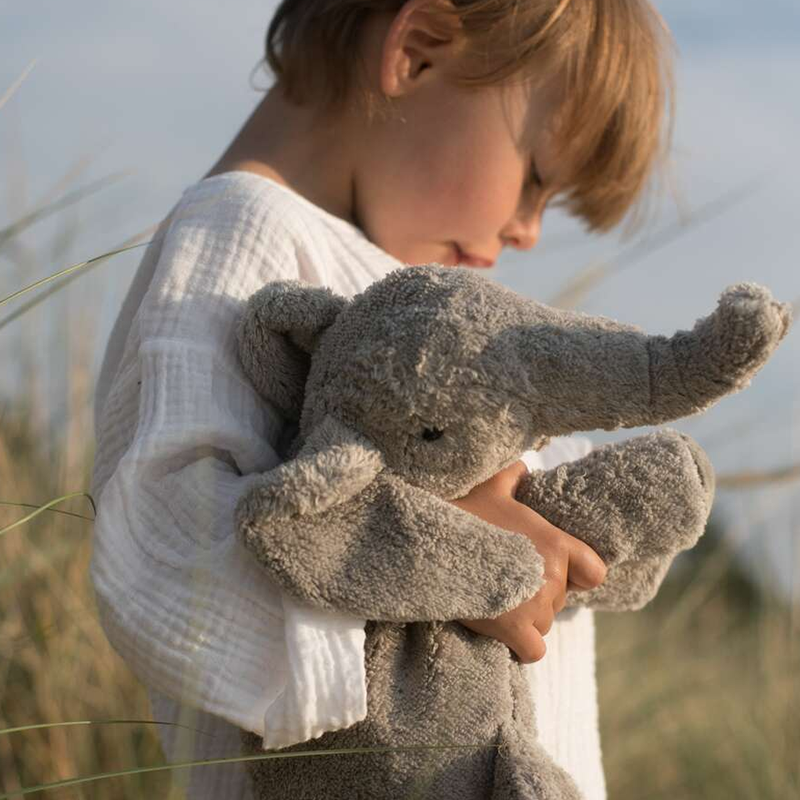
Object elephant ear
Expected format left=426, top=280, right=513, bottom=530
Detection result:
left=237, top=413, right=386, bottom=524
left=236, top=280, right=349, bottom=421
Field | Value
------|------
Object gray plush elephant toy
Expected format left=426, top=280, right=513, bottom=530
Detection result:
left=233, top=265, right=792, bottom=800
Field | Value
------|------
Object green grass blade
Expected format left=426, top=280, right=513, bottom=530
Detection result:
left=0, top=225, right=155, bottom=330
left=0, top=241, right=151, bottom=309
left=0, top=744, right=498, bottom=798
left=0, top=500, right=94, bottom=523
left=0, top=492, right=96, bottom=537
left=0, top=719, right=215, bottom=738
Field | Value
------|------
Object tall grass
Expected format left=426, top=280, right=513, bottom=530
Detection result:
left=598, top=516, right=799, bottom=799
left=0, top=316, right=177, bottom=798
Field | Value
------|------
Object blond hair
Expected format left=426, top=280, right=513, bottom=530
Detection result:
left=264, top=0, right=674, bottom=232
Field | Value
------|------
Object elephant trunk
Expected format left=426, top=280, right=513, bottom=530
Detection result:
left=501, top=283, right=792, bottom=436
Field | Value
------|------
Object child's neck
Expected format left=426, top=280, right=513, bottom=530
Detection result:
left=204, top=86, right=363, bottom=229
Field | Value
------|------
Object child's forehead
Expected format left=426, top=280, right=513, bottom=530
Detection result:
left=499, top=76, right=576, bottom=181
left=499, top=74, right=566, bottom=137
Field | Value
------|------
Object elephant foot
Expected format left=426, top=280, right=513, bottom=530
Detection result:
left=491, top=727, right=583, bottom=800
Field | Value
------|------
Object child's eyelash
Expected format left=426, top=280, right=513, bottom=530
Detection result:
left=528, top=158, right=544, bottom=189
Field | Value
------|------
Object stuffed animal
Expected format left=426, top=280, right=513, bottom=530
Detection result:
left=233, top=265, right=792, bottom=800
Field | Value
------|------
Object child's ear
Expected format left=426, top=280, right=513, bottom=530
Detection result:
left=236, top=281, right=349, bottom=420
left=381, top=0, right=466, bottom=100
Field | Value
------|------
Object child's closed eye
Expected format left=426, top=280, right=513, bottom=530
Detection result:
left=527, top=157, right=544, bottom=189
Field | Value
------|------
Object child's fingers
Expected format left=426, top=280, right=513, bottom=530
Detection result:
left=533, top=608, right=555, bottom=636
left=459, top=603, right=551, bottom=664
left=509, top=625, right=547, bottom=665
left=565, top=538, right=608, bottom=590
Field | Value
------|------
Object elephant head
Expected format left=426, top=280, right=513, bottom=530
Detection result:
left=237, top=265, right=792, bottom=501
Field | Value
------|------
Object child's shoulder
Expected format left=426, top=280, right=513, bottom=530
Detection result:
left=174, top=170, right=364, bottom=253
left=166, top=169, right=403, bottom=292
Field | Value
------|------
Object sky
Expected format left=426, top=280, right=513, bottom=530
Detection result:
left=1, top=0, right=799, bottom=598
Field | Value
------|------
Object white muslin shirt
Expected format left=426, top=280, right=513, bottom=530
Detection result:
left=90, top=170, right=607, bottom=799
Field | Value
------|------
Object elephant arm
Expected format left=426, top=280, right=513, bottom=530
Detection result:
left=515, top=429, right=716, bottom=611
left=235, top=416, right=546, bottom=622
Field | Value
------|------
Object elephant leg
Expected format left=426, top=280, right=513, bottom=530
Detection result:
left=491, top=725, right=584, bottom=800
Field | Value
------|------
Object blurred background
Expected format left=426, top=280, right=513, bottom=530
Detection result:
left=1, top=1, right=798, bottom=797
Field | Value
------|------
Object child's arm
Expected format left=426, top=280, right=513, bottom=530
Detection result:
left=90, top=181, right=370, bottom=749
left=449, top=458, right=607, bottom=665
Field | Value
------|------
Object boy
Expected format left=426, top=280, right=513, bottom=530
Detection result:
left=90, top=0, right=672, bottom=796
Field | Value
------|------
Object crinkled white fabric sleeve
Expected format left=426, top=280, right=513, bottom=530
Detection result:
left=89, top=186, right=371, bottom=750
left=519, top=435, right=593, bottom=472
left=520, top=435, right=606, bottom=800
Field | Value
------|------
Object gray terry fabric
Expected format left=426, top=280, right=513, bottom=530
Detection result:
left=233, top=266, right=792, bottom=799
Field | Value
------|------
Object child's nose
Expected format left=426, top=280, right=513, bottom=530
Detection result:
left=501, top=208, right=543, bottom=252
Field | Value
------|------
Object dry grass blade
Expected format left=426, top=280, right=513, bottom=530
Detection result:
left=546, top=260, right=611, bottom=310
left=37, top=141, right=116, bottom=210
left=717, top=463, right=800, bottom=489
left=0, top=172, right=132, bottom=254
left=0, top=225, right=155, bottom=331
left=549, top=174, right=768, bottom=309
left=0, top=60, right=37, bottom=114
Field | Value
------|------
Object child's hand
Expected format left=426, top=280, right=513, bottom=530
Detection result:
left=449, top=460, right=607, bottom=665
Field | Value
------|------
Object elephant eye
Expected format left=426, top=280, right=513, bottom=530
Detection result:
left=421, top=426, right=444, bottom=441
